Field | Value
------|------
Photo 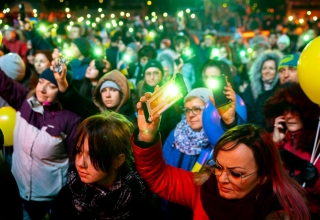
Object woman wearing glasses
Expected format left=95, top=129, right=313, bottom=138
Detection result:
left=131, top=95, right=310, bottom=220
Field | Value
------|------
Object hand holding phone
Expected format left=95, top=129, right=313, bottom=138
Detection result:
left=273, top=116, right=286, bottom=143
left=142, top=73, right=188, bottom=123
left=209, top=75, right=231, bottom=108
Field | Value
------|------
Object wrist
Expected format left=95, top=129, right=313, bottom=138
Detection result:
left=138, top=131, right=156, bottom=143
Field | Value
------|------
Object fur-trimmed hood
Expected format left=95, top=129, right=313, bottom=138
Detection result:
left=249, top=51, right=282, bottom=100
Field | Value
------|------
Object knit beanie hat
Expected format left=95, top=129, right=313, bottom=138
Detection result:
left=39, top=67, right=73, bottom=87
left=277, top=34, right=290, bottom=47
left=100, top=80, right=121, bottom=93
left=278, top=53, right=300, bottom=70
left=127, top=42, right=138, bottom=53
left=143, top=59, right=164, bottom=75
left=184, top=88, right=212, bottom=104
left=73, top=38, right=91, bottom=57
left=0, top=53, right=25, bottom=81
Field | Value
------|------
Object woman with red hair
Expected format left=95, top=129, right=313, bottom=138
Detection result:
left=130, top=94, right=310, bottom=220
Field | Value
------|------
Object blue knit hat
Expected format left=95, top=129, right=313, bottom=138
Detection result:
left=39, top=68, right=58, bottom=86
left=39, top=67, right=73, bottom=87
left=278, top=53, right=300, bottom=70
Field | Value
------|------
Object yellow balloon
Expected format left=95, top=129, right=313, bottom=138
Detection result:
left=0, top=31, right=2, bottom=47
left=0, top=106, right=16, bottom=147
left=297, top=36, right=320, bottom=105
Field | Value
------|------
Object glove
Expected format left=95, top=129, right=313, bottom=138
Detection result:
left=301, top=161, right=319, bottom=188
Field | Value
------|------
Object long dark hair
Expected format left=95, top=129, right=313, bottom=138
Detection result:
left=213, top=124, right=309, bottom=220
left=79, top=59, right=110, bottom=100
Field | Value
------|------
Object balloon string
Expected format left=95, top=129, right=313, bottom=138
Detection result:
left=310, top=116, right=320, bottom=164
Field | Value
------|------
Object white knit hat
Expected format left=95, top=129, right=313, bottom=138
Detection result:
left=277, top=34, right=290, bottom=47
left=184, top=88, right=212, bottom=104
left=0, top=53, right=25, bottom=82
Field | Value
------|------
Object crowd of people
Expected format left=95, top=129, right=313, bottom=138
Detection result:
left=0, top=8, right=320, bottom=220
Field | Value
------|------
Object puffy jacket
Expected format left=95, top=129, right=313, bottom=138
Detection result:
left=132, top=134, right=209, bottom=220
left=0, top=68, right=81, bottom=201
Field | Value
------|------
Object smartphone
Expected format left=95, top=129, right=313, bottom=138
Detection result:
left=280, top=122, right=287, bottom=131
left=212, top=74, right=231, bottom=108
left=142, top=73, right=188, bottom=123
left=19, top=4, right=26, bottom=22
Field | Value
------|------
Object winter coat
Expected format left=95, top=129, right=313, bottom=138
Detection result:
left=93, top=70, right=137, bottom=126
left=275, top=131, right=320, bottom=217
left=131, top=133, right=289, bottom=220
left=0, top=68, right=81, bottom=202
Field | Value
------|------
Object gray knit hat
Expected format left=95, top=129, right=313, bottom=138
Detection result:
left=0, top=53, right=25, bottom=82
left=184, top=88, right=212, bottom=104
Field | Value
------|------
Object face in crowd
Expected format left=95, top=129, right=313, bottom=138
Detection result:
left=36, top=78, right=58, bottom=104
left=279, top=66, right=298, bottom=84
left=34, top=53, right=51, bottom=75
left=213, top=142, right=260, bottom=199
left=144, top=67, right=163, bottom=87
left=261, top=59, right=277, bottom=82
left=100, top=87, right=121, bottom=109
left=184, top=97, right=205, bottom=132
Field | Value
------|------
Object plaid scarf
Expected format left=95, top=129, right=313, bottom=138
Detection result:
left=67, top=168, right=148, bottom=220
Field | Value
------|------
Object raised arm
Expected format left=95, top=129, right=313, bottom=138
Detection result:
left=131, top=93, right=200, bottom=208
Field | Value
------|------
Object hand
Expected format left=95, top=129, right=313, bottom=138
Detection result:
left=18, top=17, right=33, bottom=31
left=173, top=56, right=184, bottom=74
left=212, top=82, right=236, bottom=125
left=136, top=87, right=161, bottom=143
left=52, top=49, right=60, bottom=60
left=301, top=161, right=319, bottom=188
left=50, top=59, right=69, bottom=93
left=272, top=116, right=286, bottom=143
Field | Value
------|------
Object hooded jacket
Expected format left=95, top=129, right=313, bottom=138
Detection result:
left=248, top=51, right=282, bottom=100
left=93, top=70, right=136, bottom=125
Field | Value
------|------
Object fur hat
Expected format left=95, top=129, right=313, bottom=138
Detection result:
left=264, top=82, right=320, bottom=127
left=0, top=53, right=25, bottom=81
left=184, top=88, right=212, bottom=104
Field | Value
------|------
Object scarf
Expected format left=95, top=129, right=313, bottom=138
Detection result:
left=200, top=175, right=276, bottom=220
left=174, top=117, right=210, bottom=155
left=68, top=168, right=148, bottom=220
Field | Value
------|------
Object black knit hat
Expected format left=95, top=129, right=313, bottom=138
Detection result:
left=143, top=59, right=164, bottom=75
left=73, top=38, right=91, bottom=57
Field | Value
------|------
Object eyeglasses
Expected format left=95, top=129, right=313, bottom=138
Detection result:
left=207, top=159, right=258, bottom=184
left=182, top=106, right=204, bottom=115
